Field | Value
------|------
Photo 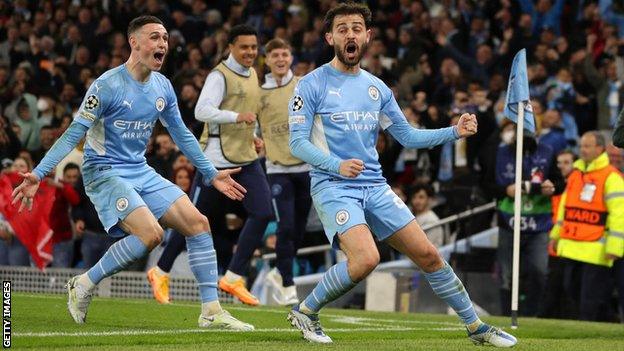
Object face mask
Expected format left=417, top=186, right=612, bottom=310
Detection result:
left=501, top=130, right=514, bottom=144
left=37, top=98, right=49, bottom=112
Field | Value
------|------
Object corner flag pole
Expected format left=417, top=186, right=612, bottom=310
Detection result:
left=510, top=100, right=524, bottom=329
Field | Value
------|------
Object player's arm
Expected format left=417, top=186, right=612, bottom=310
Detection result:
left=379, top=84, right=475, bottom=148
left=12, top=80, right=108, bottom=211
left=162, top=81, right=245, bottom=200
left=194, top=71, right=255, bottom=124
left=288, top=80, right=342, bottom=175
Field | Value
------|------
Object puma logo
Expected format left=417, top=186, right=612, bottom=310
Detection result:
left=328, top=89, right=341, bottom=98
left=122, top=100, right=133, bottom=109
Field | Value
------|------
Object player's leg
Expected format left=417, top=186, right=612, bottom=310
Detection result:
left=386, top=221, right=517, bottom=347
left=283, top=172, right=312, bottom=304
left=220, top=160, right=273, bottom=305
left=268, top=173, right=298, bottom=304
left=146, top=229, right=183, bottom=304
left=363, top=184, right=515, bottom=347
left=288, top=187, right=370, bottom=343
left=67, top=173, right=161, bottom=324
left=159, top=195, right=253, bottom=331
left=289, top=224, right=376, bottom=343
left=67, top=206, right=162, bottom=324
left=147, top=173, right=203, bottom=304
left=292, top=172, right=312, bottom=252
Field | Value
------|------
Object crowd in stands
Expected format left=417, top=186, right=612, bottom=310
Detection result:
left=1, top=0, right=624, bottom=322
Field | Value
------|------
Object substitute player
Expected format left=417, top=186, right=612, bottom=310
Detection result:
left=286, top=3, right=517, bottom=347
left=258, top=38, right=311, bottom=305
left=11, top=16, right=253, bottom=330
left=148, top=25, right=273, bottom=306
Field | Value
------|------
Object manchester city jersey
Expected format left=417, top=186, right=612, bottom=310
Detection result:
left=75, top=65, right=182, bottom=173
left=289, top=63, right=405, bottom=191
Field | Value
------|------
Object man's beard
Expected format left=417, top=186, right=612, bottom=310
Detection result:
left=335, top=41, right=368, bottom=68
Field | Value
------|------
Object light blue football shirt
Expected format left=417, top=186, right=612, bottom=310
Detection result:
left=289, top=63, right=457, bottom=192
left=75, top=65, right=182, bottom=173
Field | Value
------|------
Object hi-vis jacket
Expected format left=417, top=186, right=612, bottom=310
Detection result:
left=550, top=153, right=624, bottom=267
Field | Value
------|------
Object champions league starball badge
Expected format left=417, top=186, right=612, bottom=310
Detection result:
left=85, top=95, right=99, bottom=110
left=291, top=95, right=304, bottom=112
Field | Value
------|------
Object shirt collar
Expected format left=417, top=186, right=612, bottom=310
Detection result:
left=263, top=70, right=293, bottom=88
left=224, top=54, right=250, bottom=77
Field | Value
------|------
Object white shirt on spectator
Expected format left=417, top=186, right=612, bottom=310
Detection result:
left=416, top=210, right=444, bottom=248
left=195, top=54, right=253, bottom=168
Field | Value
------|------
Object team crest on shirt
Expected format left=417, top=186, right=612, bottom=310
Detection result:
left=335, top=210, right=350, bottom=225
left=85, top=95, right=99, bottom=110
left=155, top=97, right=166, bottom=112
left=368, top=86, right=379, bottom=101
left=116, top=197, right=129, bottom=212
left=291, top=95, right=304, bottom=112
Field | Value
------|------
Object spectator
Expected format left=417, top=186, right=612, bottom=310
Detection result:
left=172, top=166, right=194, bottom=194
left=147, top=133, right=177, bottom=180
left=0, top=26, right=29, bottom=69
left=580, top=35, right=624, bottom=131
left=409, top=183, right=444, bottom=248
left=0, top=114, right=21, bottom=162
left=32, top=125, right=55, bottom=164
left=539, top=109, right=568, bottom=154
left=518, top=0, right=565, bottom=36
left=178, top=82, right=202, bottom=136
left=550, top=131, right=624, bottom=321
left=540, top=149, right=577, bottom=319
left=13, top=97, right=42, bottom=151
left=46, top=163, right=80, bottom=268
left=0, top=156, right=53, bottom=268
left=486, top=129, right=563, bottom=317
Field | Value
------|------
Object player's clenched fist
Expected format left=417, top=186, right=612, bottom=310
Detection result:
left=456, top=113, right=478, bottom=137
left=339, top=159, right=365, bottom=178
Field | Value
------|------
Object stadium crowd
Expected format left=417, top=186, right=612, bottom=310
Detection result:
left=1, top=0, right=624, bottom=322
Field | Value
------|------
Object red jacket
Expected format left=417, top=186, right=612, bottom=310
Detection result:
left=49, top=182, right=80, bottom=243
left=0, top=172, right=55, bottom=270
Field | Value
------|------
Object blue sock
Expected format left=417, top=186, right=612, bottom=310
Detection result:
left=186, top=233, right=218, bottom=303
left=302, top=261, right=356, bottom=313
left=424, top=262, right=479, bottom=325
left=87, top=235, right=148, bottom=285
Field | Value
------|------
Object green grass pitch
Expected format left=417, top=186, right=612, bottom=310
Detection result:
left=10, top=293, right=624, bottom=350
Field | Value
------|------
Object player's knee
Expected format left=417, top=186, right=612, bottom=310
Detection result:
left=144, top=225, right=164, bottom=249
left=250, top=205, right=275, bottom=222
left=352, top=250, right=380, bottom=281
left=418, top=245, right=443, bottom=273
left=190, top=214, right=210, bottom=234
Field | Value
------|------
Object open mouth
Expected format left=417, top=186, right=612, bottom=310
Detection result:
left=345, top=42, right=357, bottom=58
left=154, top=52, right=165, bottom=64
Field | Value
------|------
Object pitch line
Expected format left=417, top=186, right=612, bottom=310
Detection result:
left=15, top=294, right=462, bottom=327
left=15, top=326, right=463, bottom=338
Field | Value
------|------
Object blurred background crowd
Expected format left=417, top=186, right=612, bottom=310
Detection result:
left=2, top=0, right=624, bottom=322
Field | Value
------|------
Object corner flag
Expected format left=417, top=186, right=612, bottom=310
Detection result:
left=504, top=49, right=535, bottom=134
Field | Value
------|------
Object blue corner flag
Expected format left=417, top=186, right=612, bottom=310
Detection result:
left=504, top=49, right=535, bottom=134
